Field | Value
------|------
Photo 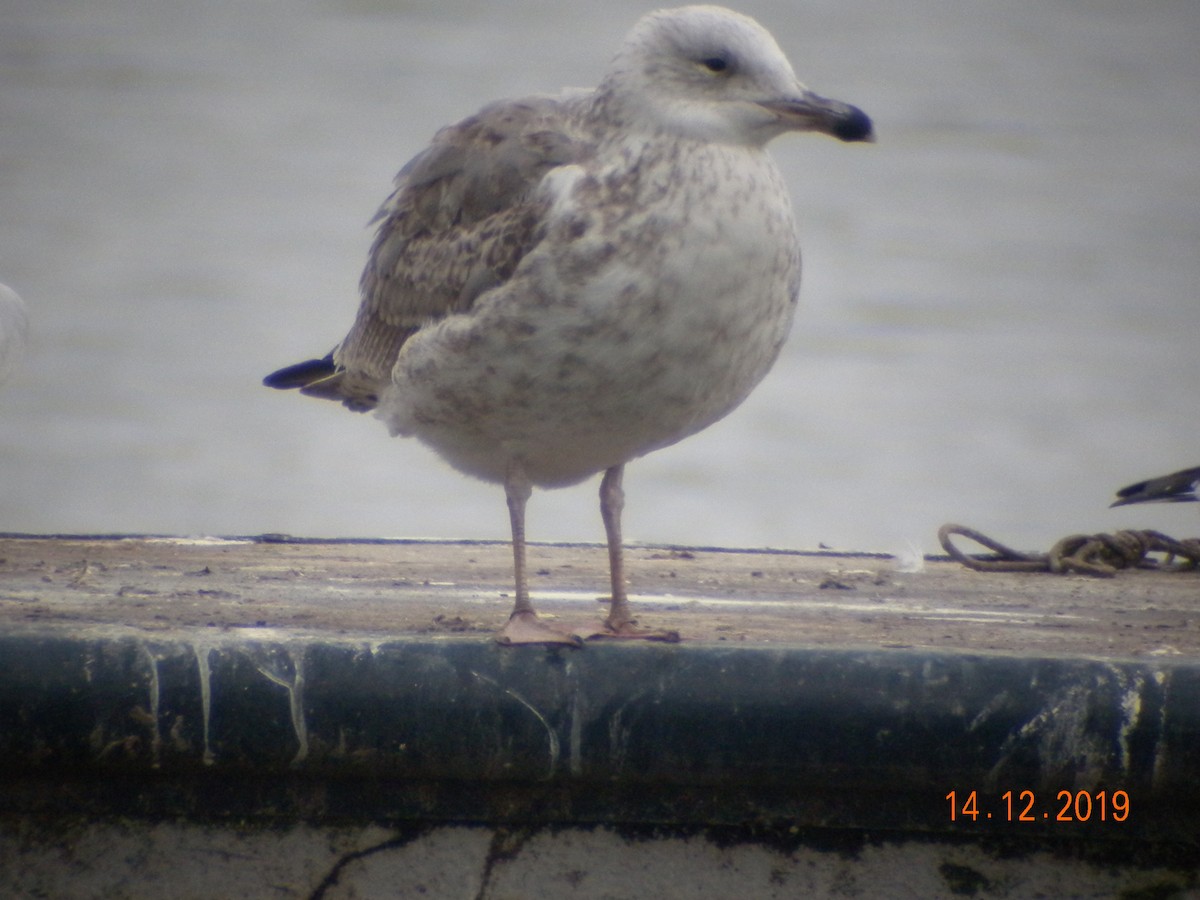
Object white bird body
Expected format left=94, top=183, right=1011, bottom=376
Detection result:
left=377, top=134, right=799, bottom=488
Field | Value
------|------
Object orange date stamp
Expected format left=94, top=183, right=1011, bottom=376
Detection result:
left=946, top=789, right=1130, bottom=823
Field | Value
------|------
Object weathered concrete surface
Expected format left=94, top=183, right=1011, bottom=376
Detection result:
left=1, top=535, right=1198, bottom=898
left=0, top=534, right=1196, bottom=654
left=3, top=821, right=1198, bottom=899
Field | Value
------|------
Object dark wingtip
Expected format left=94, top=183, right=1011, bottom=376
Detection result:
left=1110, top=466, right=1200, bottom=507
left=263, top=354, right=336, bottom=390
left=1110, top=484, right=1148, bottom=508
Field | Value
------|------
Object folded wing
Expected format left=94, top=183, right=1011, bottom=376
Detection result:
left=264, top=95, right=589, bottom=411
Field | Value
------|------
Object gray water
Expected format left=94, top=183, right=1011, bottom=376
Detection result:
left=1, top=0, right=1198, bottom=557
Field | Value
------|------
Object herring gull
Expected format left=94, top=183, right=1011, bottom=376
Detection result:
left=265, top=5, right=873, bottom=645
left=1111, top=467, right=1200, bottom=507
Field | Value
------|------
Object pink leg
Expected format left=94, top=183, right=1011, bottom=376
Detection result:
left=590, top=464, right=679, bottom=642
left=495, top=461, right=581, bottom=647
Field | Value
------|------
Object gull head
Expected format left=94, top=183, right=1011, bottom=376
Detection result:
left=599, top=5, right=873, bottom=147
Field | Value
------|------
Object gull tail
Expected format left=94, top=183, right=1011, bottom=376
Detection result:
left=263, top=354, right=337, bottom=390
left=263, top=353, right=379, bottom=413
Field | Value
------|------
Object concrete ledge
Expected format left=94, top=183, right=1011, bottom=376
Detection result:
left=2, top=536, right=1198, bottom=896
left=3, top=632, right=1199, bottom=839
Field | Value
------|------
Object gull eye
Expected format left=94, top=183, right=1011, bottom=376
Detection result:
left=701, top=56, right=730, bottom=74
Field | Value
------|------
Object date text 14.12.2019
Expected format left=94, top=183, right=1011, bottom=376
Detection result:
left=946, top=790, right=1129, bottom=823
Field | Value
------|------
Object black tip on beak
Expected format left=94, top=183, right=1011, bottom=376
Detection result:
left=760, top=94, right=875, bottom=143
left=830, top=104, right=874, bottom=143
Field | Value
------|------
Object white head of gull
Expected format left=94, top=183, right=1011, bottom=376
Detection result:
left=266, top=5, right=873, bottom=645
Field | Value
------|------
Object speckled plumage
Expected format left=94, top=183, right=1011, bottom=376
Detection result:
left=373, top=132, right=802, bottom=487
left=266, top=5, right=872, bottom=643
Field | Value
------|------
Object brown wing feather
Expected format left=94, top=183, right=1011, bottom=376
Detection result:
left=324, top=96, right=588, bottom=409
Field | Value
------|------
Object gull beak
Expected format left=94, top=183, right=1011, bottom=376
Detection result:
left=758, top=91, right=874, bottom=143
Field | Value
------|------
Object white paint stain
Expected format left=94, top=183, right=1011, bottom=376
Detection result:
left=193, top=643, right=216, bottom=766
left=1114, top=668, right=1143, bottom=775
left=252, top=646, right=309, bottom=767
left=138, top=642, right=163, bottom=768
left=471, top=670, right=559, bottom=780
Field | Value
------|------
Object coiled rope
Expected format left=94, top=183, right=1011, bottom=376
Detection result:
left=938, top=524, right=1200, bottom=578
